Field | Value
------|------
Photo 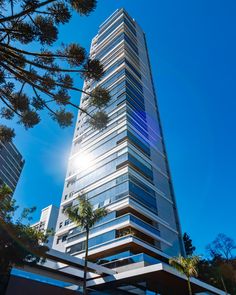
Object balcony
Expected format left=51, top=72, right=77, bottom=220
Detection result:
left=67, top=213, right=160, bottom=245
left=100, top=253, right=161, bottom=269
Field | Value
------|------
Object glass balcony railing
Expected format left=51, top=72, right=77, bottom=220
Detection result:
left=67, top=213, right=160, bottom=244
left=101, top=253, right=161, bottom=269
left=130, top=215, right=160, bottom=236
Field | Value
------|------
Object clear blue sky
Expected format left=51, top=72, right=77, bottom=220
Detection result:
left=8, top=0, right=236, bottom=255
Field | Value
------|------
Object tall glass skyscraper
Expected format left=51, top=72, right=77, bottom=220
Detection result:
left=0, top=140, right=24, bottom=192
left=53, top=8, right=185, bottom=267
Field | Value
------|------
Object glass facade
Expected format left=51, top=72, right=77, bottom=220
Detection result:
left=53, top=8, right=185, bottom=265
left=0, top=141, right=24, bottom=192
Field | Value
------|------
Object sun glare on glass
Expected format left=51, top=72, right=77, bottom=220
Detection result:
left=74, top=152, right=93, bottom=171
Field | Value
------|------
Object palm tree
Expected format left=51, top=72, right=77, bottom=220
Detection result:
left=169, top=255, right=200, bottom=295
left=65, top=194, right=108, bottom=295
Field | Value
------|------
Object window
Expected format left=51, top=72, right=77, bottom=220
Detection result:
left=129, top=182, right=157, bottom=211
left=62, top=235, right=67, bottom=242
left=67, top=230, right=116, bottom=254
left=127, top=130, right=151, bottom=156
left=64, top=219, right=71, bottom=226
left=128, top=154, right=153, bottom=180
left=98, top=17, right=124, bottom=43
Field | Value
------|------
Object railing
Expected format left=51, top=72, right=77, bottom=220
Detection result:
left=101, top=253, right=160, bottom=269
left=67, top=213, right=160, bottom=244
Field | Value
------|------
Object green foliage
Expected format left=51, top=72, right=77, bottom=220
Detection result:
left=89, top=111, right=109, bottom=130
left=19, top=110, right=41, bottom=128
left=0, top=125, right=15, bottom=143
left=0, top=183, right=15, bottom=221
left=51, top=108, right=74, bottom=127
left=66, top=194, right=108, bottom=230
left=118, top=227, right=135, bottom=238
left=0, top=0, right=110, bottom=143
left=173, top=235, right=236, bottom=294
left=169, top=255, right=200, bottom=295
left=183, top=232, right=196, bottom=256
left=62, top=43, right=86, bottom=67
left=169, top=255, right=199, bottom=278
left=69, top=0, right=97, bottom=15
left=0, top=107, right=14, bottom=119
left=0, top=183, right=49, bottom=293
left=48, top=2, right=72, bottom=24
left=198, top=233, right=236, bottom=294
left=91, top=86, right=111, bottom=108
left=198, top=257, right=236, bottom=294
left=82, top=59, right=104, bottom=80
left=65, top=194, right=108, bottom=295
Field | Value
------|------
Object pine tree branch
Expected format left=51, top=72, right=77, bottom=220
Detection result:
left=0, top=61, right=93, bottom=119
left=18, top=81, right=26, bottom=97
left=10, top=0, right=14, bottom=16
left=0, top=20, right=10, bottom=44
left=1, top=54, right=92, bottom=98
left=28, top=14, right=41, bottom=32
left=0, top=14, right=28, bottom=43
left=34, top=11, right=53, bottom=15
left=0, top=28, right=25, bottom=33
left=32, top=87, right=57, bottom=116
left=0, top=46, right=85, bottom=73
left=0, top=92, right=23, bottom=118
left=0, top=0, right=56, bottom=24
left=0, top=43, right=86, bottom=62
left=0, top=60, right=55, bottom=99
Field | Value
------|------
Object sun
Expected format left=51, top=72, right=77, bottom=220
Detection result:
left=74, top=152, right=93, bottom=171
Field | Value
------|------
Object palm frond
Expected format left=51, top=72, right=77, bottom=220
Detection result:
left=92, top=207, right=108, bottom=224
left=169, top=255, right=200, bottom=278
left=169, top=256, right=185, bottom=275
left=64, top=193, right=108, bottom=230
left=65, top=206, right=82, bottom=227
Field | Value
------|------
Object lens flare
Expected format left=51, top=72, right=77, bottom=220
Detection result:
left=74, top=152, right=93, bottom=171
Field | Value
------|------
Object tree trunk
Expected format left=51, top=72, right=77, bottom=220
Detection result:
left=187, top=277, right=192, bottom=295
left=220, top=276, right=228, bottom=295
left=83, top=228, right=89, bottom=295
left=0, top=264, right=11, bottom=295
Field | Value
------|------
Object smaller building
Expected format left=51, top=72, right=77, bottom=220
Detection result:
left=31, top=205, right=59, bottom=248
left=0, top=141, right=25, bottom=192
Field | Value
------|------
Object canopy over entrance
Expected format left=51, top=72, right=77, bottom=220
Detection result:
left=88, top=263, right=225, bottom=295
